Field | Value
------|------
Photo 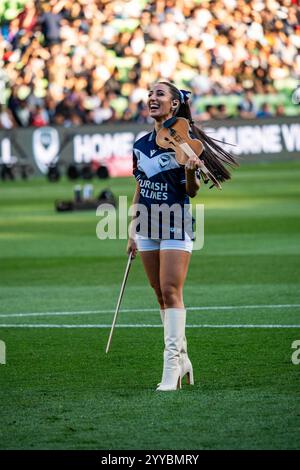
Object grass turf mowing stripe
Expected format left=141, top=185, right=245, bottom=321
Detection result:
left=1, top=324, right=300, bottom=328
left=1, top=303, right=300, bottom=318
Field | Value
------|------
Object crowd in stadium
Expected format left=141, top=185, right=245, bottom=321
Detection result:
left=0, top=0, right=299, bottom=129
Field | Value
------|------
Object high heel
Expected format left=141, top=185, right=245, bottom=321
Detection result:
left=181, top=357, right=194, bottom=385
left=156, top=308, right=185, bottom=392
left=180, top=344, right=194, bottom=385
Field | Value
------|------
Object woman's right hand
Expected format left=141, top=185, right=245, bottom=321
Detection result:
left=127, top=238, right=137, bottom=259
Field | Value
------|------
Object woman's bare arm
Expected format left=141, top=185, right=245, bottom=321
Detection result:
left=127, top=182, right=140, bottom=257
left=185, top=163, right=201, bottom=198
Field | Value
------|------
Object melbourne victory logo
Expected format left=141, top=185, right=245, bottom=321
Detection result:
left=32, top=127, right=60, bottom=174
left=158, top=154, right=171, bottom=167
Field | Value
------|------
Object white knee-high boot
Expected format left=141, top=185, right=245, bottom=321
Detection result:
left=156, top=308, right=186, bottom=391
left=159, top=309, right=194, bottom=385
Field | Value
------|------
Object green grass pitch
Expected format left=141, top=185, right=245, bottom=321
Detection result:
left=0, top=160, right=300, bottom=450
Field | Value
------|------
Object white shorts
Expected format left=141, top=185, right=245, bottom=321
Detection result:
left=136, top=235, right=193, bottom=253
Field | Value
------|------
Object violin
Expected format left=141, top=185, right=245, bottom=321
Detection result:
left=156, top=117, right=222, bottom=190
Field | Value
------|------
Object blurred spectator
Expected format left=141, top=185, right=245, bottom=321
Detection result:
left=14, top=100, right=31, bottom=127
left=135, top=102, right=153, bottom=124
left=256, top=103, right=273, bottom=118
left=30, top=104, right=49, bottom=126
left=0, top=104, right=16, bottom=129
left=17, top=0, right=37, bottom=34
left=239, top=90, right=258, bottom=119
left=91, top=99, right=115, bottom=124
left=214, top=104, right=232, bottom=120
left=53, top=112, right=65, bottom=126
left=0, top=0, right=299, bottom=127
left=275, top=104, right=286, bottom=117
left=70, top=111, right=83, bottom=127
left=37, top=1, right=64, bottom=47
left=195, top=105, right=218, bottom=122
left=122, top=101, right=139, bottom=122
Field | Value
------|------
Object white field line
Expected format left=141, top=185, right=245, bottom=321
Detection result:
left=0, top=324, right=300, bottom=329
left=0, top=304, right=300, bottom=319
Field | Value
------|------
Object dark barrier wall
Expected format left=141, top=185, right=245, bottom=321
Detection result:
left=0, top=117, right=299, bottom=177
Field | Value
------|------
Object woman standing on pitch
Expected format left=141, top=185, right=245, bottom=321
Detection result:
left=127, top=81, right=237, bottom=391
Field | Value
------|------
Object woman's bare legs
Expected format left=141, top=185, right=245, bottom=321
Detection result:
left=139, top=250, right=164, bottom=309
left=159, top=250, right=191, bottom=308
left=139, top=249, right=191, bottom=308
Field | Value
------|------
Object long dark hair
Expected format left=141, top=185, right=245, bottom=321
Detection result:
left=159, top=81, right=238, bottom=182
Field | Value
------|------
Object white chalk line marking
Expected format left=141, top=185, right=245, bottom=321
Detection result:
left=0, top=304, right=300, bottom=319
left=0, top=324, right=300, bottom=329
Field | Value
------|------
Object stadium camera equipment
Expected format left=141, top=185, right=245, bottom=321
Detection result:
left=47, top=164, right=61, bottom=182
left=1, top=164, right=15, bottom=181
left=96, top=165, right=109, bottom=179
left=67, top=164, right=80, bottom=180
left=81, top=164, right=94, bottom=180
